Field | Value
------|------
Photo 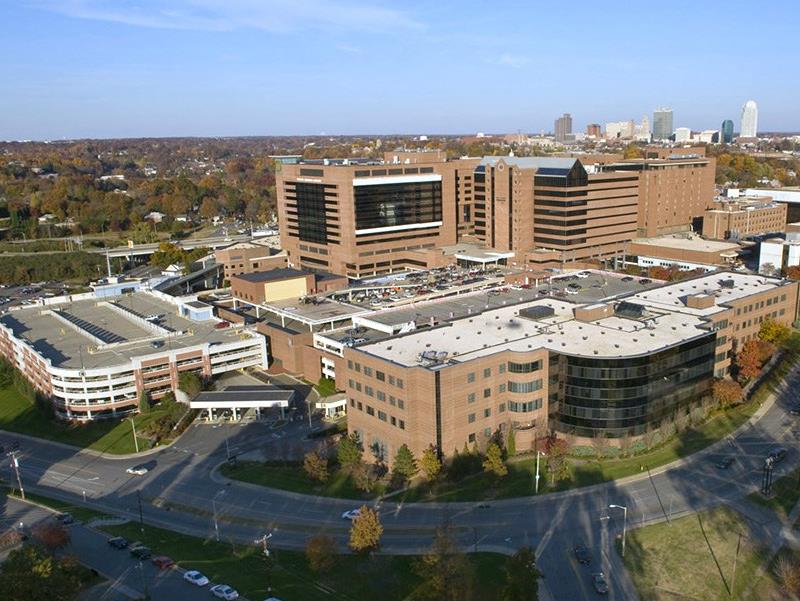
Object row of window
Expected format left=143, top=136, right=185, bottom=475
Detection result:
left=465, top=360, right=542, bottom=383
left=735, top=310, right=784, bottom=331
left=349, top=398, right=405, bottom=429
left=348, top=379, right=405, bottom=409
left=347, top=360, right=404, bottom=389
left=467, top=397, right=544, bottom=423
left=736, top=294, right=787, bottom=316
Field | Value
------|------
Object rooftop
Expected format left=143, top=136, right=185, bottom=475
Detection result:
left=233, top=268, right=308, bottom=283
left=631, top=235, right=741, bottom=253
left=0, top=292, right=252, bottom=370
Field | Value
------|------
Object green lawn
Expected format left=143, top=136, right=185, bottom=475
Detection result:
left=220, top=461, right=388, bottom=500
left=0, top=384, right=166, bottom=455
left=97, top=521, right=507, bottom=601
left=748, top=467, right=800, bottom=518
left=622, top=506, right=770, bottom=601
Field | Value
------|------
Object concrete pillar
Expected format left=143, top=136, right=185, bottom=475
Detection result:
left=280, top=405, right=285, bottom=419
left=208, top=408, right=213, bottom=422
left=232, top=407, right=238, bottom=421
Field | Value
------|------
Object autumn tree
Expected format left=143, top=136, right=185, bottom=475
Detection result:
left=348, top=505, right=383, bottom=553
left=351, top=461, right=377, bottom=493
left=305, top=534, right=338, bottom=573
left=303, top=449, right=329, bottom=483
left=392, top=444, right=418, bottom=483
left=337, top=433, right=363, bottom=469
left=483, top=442, right=508, bottom=477
left=502, top=546, right=540, bottom=601
left=546, top=437, right=571, bottom=485
left=0, top=545, right=84, bottom=601
left=785, top=265, right=800, bottom=281
left=420, top=445, right=442, bottom=481
left=712, top=378, right=744, bottom=408
left=759, top=318, right=791, bottom=347
left=774, top=556, right=800, bottom=601
left=735, top=340, right=764, bottom=380
left=412, top=525, right=475, bottom=601
left=31, top=522, right=70, bottom=551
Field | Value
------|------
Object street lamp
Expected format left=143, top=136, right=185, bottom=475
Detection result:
left=212, top=489, right=226, bottom=542
left=609, top=504, right=628, bottom=557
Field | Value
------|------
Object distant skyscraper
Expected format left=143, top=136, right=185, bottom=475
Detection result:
left=586, top=123, right=602, bottom=137
left=721, top=120, right=734, bottom=143
left=740, top=100, right=758, bottom=138
left=554, top=113, right=572, bottom=142
left=653, top=108, right=673, bottom=140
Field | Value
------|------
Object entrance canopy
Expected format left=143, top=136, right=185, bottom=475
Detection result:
left=191, top=385, right=294, bottom=420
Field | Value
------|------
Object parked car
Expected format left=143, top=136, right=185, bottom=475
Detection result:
left=768, top=447, right=788, bottom=463
left=130, top=545, right=152, bottom=560
left=715, top=456, right=735, bottom=469
left=341, top=508, right=361, bottom=521
left=152, top=555, right=175, bottom=569
left=789, top=404, right=800, bottom=416
left=576, top=271, right=590, bottom=279
left=573, top=544, right=591, bottom=565
left=126, top=465, right=149, bottom=476
left=622, top=276, right=634, bottom=282
left=183, top=570, right=209, bottom=586
left=214, top=321, right=231, bottom=329
left=592, top=572, right=609, bottom=594
left=210, top=584, right=240, bottom=600
left=639, top=278, right=652, bottom=284
left=107, top=536, right=129, bottom=549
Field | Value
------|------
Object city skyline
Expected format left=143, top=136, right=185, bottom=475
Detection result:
left=1, top=1, right=798, bottom=139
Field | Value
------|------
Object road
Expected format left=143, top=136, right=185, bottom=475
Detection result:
left=3, top=368, right=800, bottom=600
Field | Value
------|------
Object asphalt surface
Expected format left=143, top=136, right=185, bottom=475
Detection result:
left=0, top=497, right=237, bottom=601
left=3, top=368, right=800, bottom=601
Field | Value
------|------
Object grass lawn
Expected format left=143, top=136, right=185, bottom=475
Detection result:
left=0, top=383, right=167, bottom=455
left=97, top=521, right=507, bottom=601
left=748, top=467, right=800, bottom=518
left=220, top=461, right=388, bottom=500
left=622, top=506, right=769, bottom=601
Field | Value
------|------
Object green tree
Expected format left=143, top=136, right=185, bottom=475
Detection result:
left=348, top=505, right=383, bottom=553
left=412, top=525, right=475, bottom=601
left=392, top=444, right=418, bottom=483
left=502, top=546, right=540, bottom=601
left=178, top=371, right=202, bottom=399
left=0, top=545, right=83, bottom=601
left=420, top=445, right=442, bottom=481
left=337, top=433, right=363, bottom=469
left=506, top=428, right=516, bottom=457
left=138, top=391, right=151, bottom=414
left=483, top=441, right=508, bottom=477
left=351, top=460, right=377, bottom=493
left=546, top=438, right=571, bottom=485
left=303, top=449, right=329, bottom=483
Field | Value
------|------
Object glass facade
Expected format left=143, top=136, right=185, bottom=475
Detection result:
left=354, top=181, right=442, bottom=232
left=721, top=120, right=734, bottom=144
left=550, top=333, right=716, bottom=438
left=294, top=182, right=332, bottom=244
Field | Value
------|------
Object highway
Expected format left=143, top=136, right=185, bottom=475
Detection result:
left=3, top=369, right=800, bottom=600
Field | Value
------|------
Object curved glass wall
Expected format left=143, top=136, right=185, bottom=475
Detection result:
left=551, top=333, right=716, bottom=438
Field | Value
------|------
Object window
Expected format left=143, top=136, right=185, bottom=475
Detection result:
left=378, top=411, right=387, bottom=422
left=391, top=416, right=396, bottom=426
left=483, top=368, right=492, bottom=378
left=364, top=367, right=373, bottom=377
left=365, top=386, right=374, bottom=397
left=484, top=408, right=491, bottom=418
left=389, top=395, right=396, bottom=406
left=467, top=372, right=476, bottom=383
left=293, top=181, right=332, bottom=244
left=468, top=433, right=476, bottom=443
left=355, top=363, right=361, bottom=373
left=347, top=360, right=353, bottom=369
left=366, top=406, right=375, bottom=416
left=397, top=378, right=404, bottom=389
left=498, top=363, right=506, bottom=374
left=508, top=361, right=542, bottom=373
left=468, top=393, right=476, bottom=403
left=388, top=375, right=395, bottom=385
left=353, top=180, right=442, bottom=231
left=348, top=379, right=354, bottom=388
left=355, top=382, right=362, bottom=392
left=508, top=379, right=543, bottom=393
left=397, top=398, right=405, bottom=410
left=468, top=413, right=476, bottom=423
left=483, top=388, right=491, bottom=398
left=508, top=399, right=543, bottom=412
left=399, top=420, right=405, bottom=430
left=499, top=403, right=506, bottom=413
left=349, top=398, right=355, bottom=407
left=357, top=401, right=363, bottom=411
left=499, top=384, right=506, bottom=393
left=377, top=391, right=385, bottom=401
left=376, top=371, right=385, bottom=382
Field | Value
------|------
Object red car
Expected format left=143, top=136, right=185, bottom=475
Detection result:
left=214, top=321, right=230, bottom=329
left=152, top=556, right=175, bottom=570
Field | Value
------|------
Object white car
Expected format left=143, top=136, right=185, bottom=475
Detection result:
left=183, top=570, right=209, bottom=586
left=126, top=465, right=149, bottom=476
left=341, top=508, right=361, bottom=521
left=210, top=584, right=239, bottom=600
left=576, top=271, right=590, bottom=279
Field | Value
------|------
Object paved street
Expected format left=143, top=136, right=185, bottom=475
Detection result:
left=0, top=497, right=239, bottom=601
left=3, top=366, right=800, bottom=600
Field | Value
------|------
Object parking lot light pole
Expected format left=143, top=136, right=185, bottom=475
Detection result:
left=609, top=504, right=627, bottom=557
left=212, top=490, right=226, bottom=541
left=130, top=418, right=139, bottom=454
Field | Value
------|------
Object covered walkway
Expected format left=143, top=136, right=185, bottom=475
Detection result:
left=190, top=385, right=294, bottom=421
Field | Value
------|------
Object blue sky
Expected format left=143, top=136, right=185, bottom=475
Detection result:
left=1, top=0, right=797, bottom=139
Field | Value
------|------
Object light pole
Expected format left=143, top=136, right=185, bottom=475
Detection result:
left=9, top=451, right=25, bottom=500
left=535, top=450, right=542, bottom=494
left=609, top=504, right=628, bottom=557
left=212, top=490, right=226, bottom=541
left=130, top=417, right=139, bottom=454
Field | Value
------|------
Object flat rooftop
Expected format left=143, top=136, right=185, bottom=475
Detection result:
left=628, top=272, right=791, bottom=317
left=631, top=236, right=741, bottom=253
left=263, top=297, right=369, bottom=326
left=0, top=292, right=254, bottom=370
left=361, top=298, right=708, bottom=367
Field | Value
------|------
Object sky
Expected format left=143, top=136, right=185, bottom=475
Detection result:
left=0, top=0, right=798, bottom=140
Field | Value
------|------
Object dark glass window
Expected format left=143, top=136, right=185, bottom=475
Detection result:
left=295, top=182, right=329, bottom=244
left=354, top=181, right=442, bottom=232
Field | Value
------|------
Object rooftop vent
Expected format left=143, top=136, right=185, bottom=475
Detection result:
left=616, top=301, right=647, bottom=319
left=519, top=306, right=556, bottom=321
left=720, top=279, right=735, bottom=289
